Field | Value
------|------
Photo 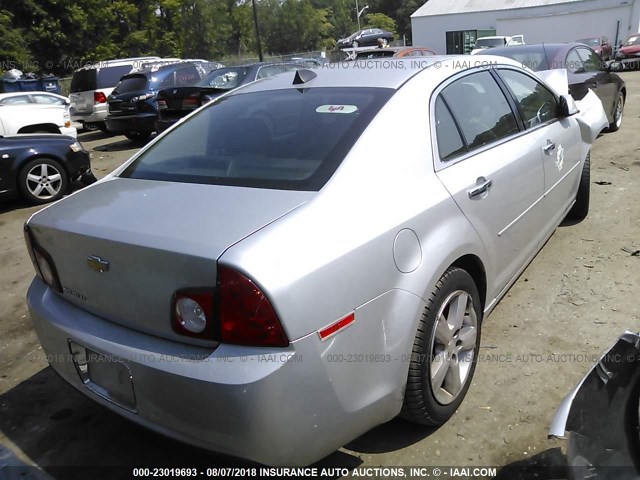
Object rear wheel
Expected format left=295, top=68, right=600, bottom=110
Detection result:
left=18, top=157, right=68, bottom=205
left=567, top=152, right=590, bottom=221
left=125, top=131, right=152, bottom=142
left=401, top=267, right=482, bottom=426
left=606, top=93, right=624, bottom=132
left=352, top=40, right=359, bottom=48
left=380, top=38, right=389, bottom=47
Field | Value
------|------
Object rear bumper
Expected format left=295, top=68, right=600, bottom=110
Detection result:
left=26, top=278, right=402, bottom=466
left=71, top=105, right=108, bottom=124
left=106, top=113, right=156, bottom=134
left=154, top=117, right=179, bottom=133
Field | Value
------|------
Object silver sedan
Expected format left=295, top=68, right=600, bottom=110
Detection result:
left=24, top=57, right=607, bottom=465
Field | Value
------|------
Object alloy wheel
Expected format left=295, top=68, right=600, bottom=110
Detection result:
left=25, top=163, right=63, bottom=201
left=429, top=290, right=478, bottom=405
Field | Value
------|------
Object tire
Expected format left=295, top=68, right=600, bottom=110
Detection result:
left=380, top=38, right=389, bottom=47
left=567, top=152, right=590, bottom=221
left=401, top=267, right=482, bottom=426
left=125, top=131, right=152, bottom=142
left=352, top=41, right=359, bottom=48
left=606, top=93, right=624, bottom=132
left=18, top=157, right=69, bottom=205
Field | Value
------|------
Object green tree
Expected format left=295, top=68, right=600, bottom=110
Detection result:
left=365, top=12, right=396, bottom=36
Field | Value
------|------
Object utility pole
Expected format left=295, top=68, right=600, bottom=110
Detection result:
left=252, top=0, right=264, bottom=62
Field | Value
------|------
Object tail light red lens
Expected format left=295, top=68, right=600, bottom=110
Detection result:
left=182, top=97, right=199, bottom=110
left=172, top=290, right=215, bottom=339
left=23, top=224, right=63, bottom=293
left=94, top=91, right=107, bottom=104
left=218, top=266, right=289, bottom=347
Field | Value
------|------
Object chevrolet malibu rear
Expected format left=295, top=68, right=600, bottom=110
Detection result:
left=25, top=59, right=603, bottom=465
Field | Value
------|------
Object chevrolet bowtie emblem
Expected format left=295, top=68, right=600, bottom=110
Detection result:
left=87, top=255, right=110, bottom=273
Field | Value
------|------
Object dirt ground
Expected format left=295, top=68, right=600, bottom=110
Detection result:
left=1, top=72, right=639, bottom=479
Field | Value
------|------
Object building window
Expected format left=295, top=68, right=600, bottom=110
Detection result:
left=445, top=29, right=496, bottom=54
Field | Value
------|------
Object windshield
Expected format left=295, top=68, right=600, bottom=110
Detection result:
left=198, top=67, right=251, bottom=90
left=625, top=35, right=640, bottom=46
left=120, top=87, right=394, bottom=191
left=577, top=38, right=600, bottom=47
left=475, top=38, right=506, bottom=48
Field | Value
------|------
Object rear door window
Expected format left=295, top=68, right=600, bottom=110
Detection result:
left=434, top=96, right=466, bottom=161
left=121, top=87, right=393, bottom=191
left=440, top=71, right=519, bottom=151
left=96, top=65, right=135, bottom=89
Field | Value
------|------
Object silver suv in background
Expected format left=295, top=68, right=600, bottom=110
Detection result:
left=69, top=57, right=160, bottom=132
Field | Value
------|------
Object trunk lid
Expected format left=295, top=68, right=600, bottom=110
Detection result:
left=157, top=86, right=226, bottom=119
left=28, top=177, right=313, bottom=345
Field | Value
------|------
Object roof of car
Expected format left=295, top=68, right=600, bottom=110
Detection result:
left=234, top=56, right=523, bottom=93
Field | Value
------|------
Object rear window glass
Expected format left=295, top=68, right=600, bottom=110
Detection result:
left=120, top=87, right=393, bottom=191
left=154, top=66, right=202, bottom=89
left=70, top=69, right=96, bottom=92
left=198, top=67, right=251, bottom=90
left=113, top=75, right=148, bottom=94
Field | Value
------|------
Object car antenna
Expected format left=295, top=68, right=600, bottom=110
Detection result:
left=293, top=69, right=317, bottom=85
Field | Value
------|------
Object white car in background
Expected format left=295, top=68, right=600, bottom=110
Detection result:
left=0, top=91, right=70, bottom=106
left=0, top=103, right=76, bottom=137
left=471, top=35, right=525, bottom=54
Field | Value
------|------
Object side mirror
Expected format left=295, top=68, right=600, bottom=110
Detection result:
left=606, top=60, right=624, bottom=72
left=558, top=94, right=579, bottom=117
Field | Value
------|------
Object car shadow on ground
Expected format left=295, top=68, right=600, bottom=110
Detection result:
left=0, top=367, right=411, bottom=479
left=494, top=448, right=568, bottom=479
left=77, top=131, right=111, bottom=143
left=0, top=198, right=33, bottom=215
left=93, top=137, right=151, bottom=152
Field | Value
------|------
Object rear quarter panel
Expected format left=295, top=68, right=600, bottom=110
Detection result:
left=219, top=70, right=490, bottom=415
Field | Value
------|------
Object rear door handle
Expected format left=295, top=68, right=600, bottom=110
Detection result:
left=543, top=140, right=556, bottom=155
left=468, top=177, right=492, bottom=198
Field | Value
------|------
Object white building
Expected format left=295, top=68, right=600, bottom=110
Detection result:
left=411, top=0, right=640, bottom=54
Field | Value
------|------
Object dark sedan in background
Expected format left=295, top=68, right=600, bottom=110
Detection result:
left=0, top=134, right=95, bottom=204
left=576, top=36, right=613, bottom=60
left=106, top=61, right=207, bottom=142
left=155, top=62, right=305, bottom=133
left=481, top=43, right=625, bottom=132
left=336, top=28, right=394, bottom=49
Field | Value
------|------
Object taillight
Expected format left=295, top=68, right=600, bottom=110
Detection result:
left=94, top=91, right=107, bottom=104
left=172, top=289, right=215, bottom=338
left=182, top=97, right=199, bottom=110
left=157, top=99, right=167, bottom=110
left=23, top=224, right=63, bottom=293
left=217, top=266, right=289, bottom=347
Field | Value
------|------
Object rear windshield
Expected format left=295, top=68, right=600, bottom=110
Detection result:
left=577, top=38, right=600, bottom=47
left=70, top=69, right=96, bottom=92
left=120, top=87, right=393, bottom=190
left=493, top=49, right=549, bottom=71
left=71, top=65, right=134, bottom=92
left=113, top=75, right=148, bottom=94
left=198, top=67, right=251, bottom=90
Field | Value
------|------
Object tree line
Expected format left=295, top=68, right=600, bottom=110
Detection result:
left=0, top=0, right=420, bottom=76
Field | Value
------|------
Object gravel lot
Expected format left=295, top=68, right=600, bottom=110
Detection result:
left=1, top=72, right=639, bottom=478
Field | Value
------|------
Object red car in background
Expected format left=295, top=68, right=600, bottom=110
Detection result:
left=615, top=33, right=640, bottom=61
left=576, top=36, right=613, bottom=60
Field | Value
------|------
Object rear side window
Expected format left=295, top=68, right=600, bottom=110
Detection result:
left=96, top=65, right=134, bottom=89
left=199, top=67, right=251, bottom=90
left=498, top=69, right=559, bottom=128
left=121, top=87, right=394, bottom=191
left=113, top=75, right=148, bottom=94
left=440, top=71, right=518, bottom=151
